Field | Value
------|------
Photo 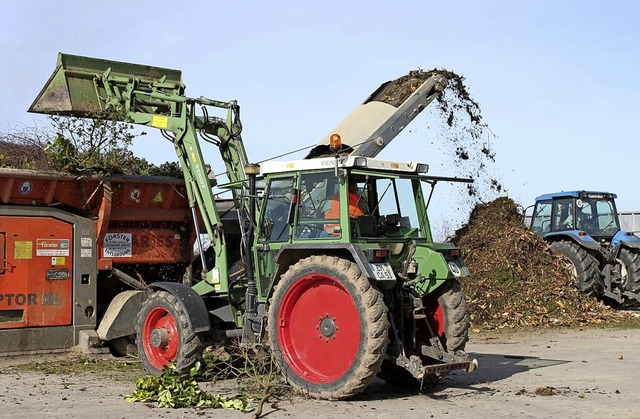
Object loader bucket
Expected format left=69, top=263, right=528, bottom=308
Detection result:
left=29, top=53, right=183, bottom=117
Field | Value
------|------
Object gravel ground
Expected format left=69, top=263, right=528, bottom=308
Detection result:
left=1, top=327, right=639, bottom=419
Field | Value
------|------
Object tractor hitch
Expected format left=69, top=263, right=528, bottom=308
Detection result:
left=392, top=349, right=478, bottom=381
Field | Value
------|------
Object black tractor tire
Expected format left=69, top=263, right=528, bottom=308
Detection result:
left=136, top=291, right=205, bottom=376
left=433, top=279, right=470, bottom=353
left=549, top=240, right=600, bottom=296
left=267, top=255, right=389, bottom=400
left=378, top=279, right=470, bottom=389
left=619, top=248, right=640, bottom=294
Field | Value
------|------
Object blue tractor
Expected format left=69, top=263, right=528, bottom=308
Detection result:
left=529, top=191, right=640, bottom=305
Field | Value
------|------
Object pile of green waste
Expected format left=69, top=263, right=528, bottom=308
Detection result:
left=453, top=197, right=637, bottom=329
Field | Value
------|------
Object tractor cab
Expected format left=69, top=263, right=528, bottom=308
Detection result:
left=530, top=191, right=620, bottom=240
left=257, top=155, right=470, bottom=244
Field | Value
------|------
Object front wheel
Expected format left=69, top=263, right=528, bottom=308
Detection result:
left=267, top=255, right=389, bottom=400
left=136, top=291, right=204, bottom=376
left=549, top=240, right=600, bottom=296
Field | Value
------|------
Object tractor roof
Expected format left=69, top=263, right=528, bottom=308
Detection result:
left=261, top=155, right=429, bottom=175
left=535, top=191, right=617, bottom=201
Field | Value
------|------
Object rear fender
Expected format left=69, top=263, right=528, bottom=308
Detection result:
left=149, top=282, right=211, bottom=334
left=275, top=244, right=374, bottom=281
left=612, top=230, right=640, bottom=250
left=544, top=231, right=601, bottom=251
left=97, top=290, right=149, bottom=340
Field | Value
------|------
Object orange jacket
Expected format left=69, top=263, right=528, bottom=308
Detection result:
left=324, top=192, right=366, bottom=234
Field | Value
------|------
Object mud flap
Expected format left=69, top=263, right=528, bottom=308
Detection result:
left=97, top=290, right=149, bottom=340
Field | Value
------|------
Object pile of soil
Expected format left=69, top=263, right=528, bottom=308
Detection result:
left=453, top=197, right=633, bottom=329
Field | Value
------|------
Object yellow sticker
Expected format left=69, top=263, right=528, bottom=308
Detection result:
left=14, top=241, right=33, bottom=259
left=153, top=191, right=164, bottom=203
left=51, top=256, right=66, bottom=266
left=151, top=115, right=169, bottom=129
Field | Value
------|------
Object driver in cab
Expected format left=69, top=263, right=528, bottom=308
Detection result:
left=324, top=182, right=368, bottom=236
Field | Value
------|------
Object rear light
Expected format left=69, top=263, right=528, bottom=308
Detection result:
left=354, top=157, right=367, bottom=167
left=365, top=248, right=389, bottom=262
left=441, top=248, right=460, bottom=261
left=578, top=231, right=587, bottom=236
left=374, top=249, right=388, bottom=260
left=627, top=232, right=635, bottom=237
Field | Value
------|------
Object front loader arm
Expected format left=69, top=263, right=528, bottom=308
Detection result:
left=29, top=53, right=253, bottom=292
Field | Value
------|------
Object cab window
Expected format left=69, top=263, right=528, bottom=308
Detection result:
left=260, top=177, right=295, bottom=242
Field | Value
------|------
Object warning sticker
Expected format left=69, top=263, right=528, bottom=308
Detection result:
left=81, top=237, right=93, bottom=247
left=103, top=233, right=132, bottom=258
left=19, top=181, right=33, bottom=195
left=151, top=115, right=168, bottom=129
left=36, top=239, right=70, bottom=257
left=81, top=248, right=92, bottom=258
left=51, top=256, right=66, bottom=266
left=14, top=241, right=33, bottom=259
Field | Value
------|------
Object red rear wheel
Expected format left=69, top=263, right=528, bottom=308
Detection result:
left=278, top=273, right=361, bottom=383
left=268, top=255, right=388, bottom=400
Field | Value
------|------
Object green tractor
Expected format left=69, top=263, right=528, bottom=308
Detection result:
left=30, top=53, right=476, bottom=399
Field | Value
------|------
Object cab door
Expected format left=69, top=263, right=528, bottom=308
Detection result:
left=254, top=176, right=296, bottom=298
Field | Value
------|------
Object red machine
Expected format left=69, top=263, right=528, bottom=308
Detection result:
left=0, top=167, right=195, bottom=353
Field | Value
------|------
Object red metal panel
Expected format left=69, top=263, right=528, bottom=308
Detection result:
left=99, top=228, right=185, bottom=264
left=0, top=233, right=5, bottom=274
left=0, top=216, right=73, bottom=328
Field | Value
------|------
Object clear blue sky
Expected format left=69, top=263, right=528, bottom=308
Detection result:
left=1, top=1, right=638, bottom=236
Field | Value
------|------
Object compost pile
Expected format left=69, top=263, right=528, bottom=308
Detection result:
left=453, top=197, right=631, bottom=329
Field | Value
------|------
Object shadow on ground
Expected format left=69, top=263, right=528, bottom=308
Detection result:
left=350, top=352, right=569, bottom=402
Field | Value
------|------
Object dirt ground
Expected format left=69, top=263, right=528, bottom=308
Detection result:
left=1, top=327, right=639, bottom=419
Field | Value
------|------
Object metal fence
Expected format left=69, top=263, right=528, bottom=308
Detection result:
left=619, top=212, right=640, bottom=234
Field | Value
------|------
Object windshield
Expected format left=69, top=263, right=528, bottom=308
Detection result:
left=531, top=200, right=552, bottom=233
left=576, top=198, right=619, bottom=237
left=292, top=170, right=427, bottom=239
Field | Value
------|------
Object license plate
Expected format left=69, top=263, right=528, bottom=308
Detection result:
left=370, top=263, right=395, bottom=281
